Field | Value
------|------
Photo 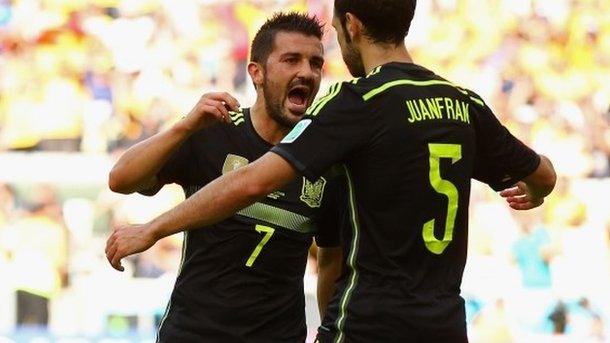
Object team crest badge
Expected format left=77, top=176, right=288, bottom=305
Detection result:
left=222, top=154, right=249, bottom=174
left=300, top=177, right=327, bottom=208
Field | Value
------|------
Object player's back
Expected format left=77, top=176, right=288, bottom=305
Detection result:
left=335, top=63, right=475, bottom=332
left=346, top=63, right=475, bottom=286
left=295, top=63, right=540, bottom=342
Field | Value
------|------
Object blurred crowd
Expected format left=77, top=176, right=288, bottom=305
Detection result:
left=1, top=0, right=610, bottom=342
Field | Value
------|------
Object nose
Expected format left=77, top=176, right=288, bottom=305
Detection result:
left=297, top=60, right=316, bottom=80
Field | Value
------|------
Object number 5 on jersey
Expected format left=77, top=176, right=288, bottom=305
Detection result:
left=246, top=225, right=275, bottom=267
left=422, top=143, right=462, bottom=255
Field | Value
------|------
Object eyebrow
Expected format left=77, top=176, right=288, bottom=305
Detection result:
left=280, top=52, right=324, bottom=62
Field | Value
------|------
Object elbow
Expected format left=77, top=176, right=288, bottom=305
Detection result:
left=543, top=170, right=557, bottom=195
left=240, top=169, right=277, bottom=201
left=242, top=179, right=273, bottom=201
left=524, top=155, right=556, bottom=197
left=539, top=155, right=557, bottom=194
left=108, top=168, right=130, bottom=194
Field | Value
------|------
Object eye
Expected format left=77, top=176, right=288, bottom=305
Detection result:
left=311, top=59, right=324, bottom=71
left=285, top=57, right=299, bottom=64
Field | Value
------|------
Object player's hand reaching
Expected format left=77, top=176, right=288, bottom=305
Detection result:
left=183, top=92, right=241, bottom=131
left=105, top=224, right=158, bottom=272
left=499, top=181, right=544, bottom=210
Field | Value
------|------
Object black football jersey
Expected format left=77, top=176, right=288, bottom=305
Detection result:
left=156, top=109, right=346, bottom=343
left=273, top=62, right=540, bottom=343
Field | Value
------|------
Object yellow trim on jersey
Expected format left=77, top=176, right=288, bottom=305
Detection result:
left=307, top=82, right=343, bottom=116
left=229, top=110, right=245, bottom=126
left=363, top=79, right=486, bottom=107
left=334, top=165, right=361, bottom=343
left=468, top=95, right=484, bottom=107
left=236, top=202, right=316, bottom=234
left=366, top=65, right=382, bottom=77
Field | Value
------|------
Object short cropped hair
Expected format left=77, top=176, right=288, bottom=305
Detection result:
left=334, top=0, right=416, bottom=45
left=250, top=12, right=324, bottom=64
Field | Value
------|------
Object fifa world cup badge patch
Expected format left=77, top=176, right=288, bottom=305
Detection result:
left=300, top=177, right=326, bottom=208
left=222, top=154, right=249, bottom=174
left=281, top=119, right=312, bottom=144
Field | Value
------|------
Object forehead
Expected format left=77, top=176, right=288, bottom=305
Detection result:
left=270, top=31, right=323, bottom=57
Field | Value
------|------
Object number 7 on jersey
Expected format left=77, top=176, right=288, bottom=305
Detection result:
left=246, top=225, right=275, bottom=267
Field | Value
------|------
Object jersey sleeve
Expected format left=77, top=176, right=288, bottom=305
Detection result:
left=157, top=131, right=201, bottom=187
left=272, top=82, right=373, bottom=181
left=314, top=167, right=348, bottom=248
left=472, top=101, right=541, bottom=191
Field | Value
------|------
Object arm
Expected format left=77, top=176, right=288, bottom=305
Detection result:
left=317, top=246, right=342, bottom=318
left=500, top=154, right=556, bottom=210
left=108, top=92, right=239, bottom=195
left=106, top=152, right=297, bottom=271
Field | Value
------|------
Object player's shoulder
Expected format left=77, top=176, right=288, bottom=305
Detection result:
left=326, top=63, right=441, bottom=104
left=187, top=108, right=248, bottom=148
left=227, top=108, right=249, bottom=128
left=361, top=62, right=490, bottom=108
left=305, top=71, right=387, bottom=117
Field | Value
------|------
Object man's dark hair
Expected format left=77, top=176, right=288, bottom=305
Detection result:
left=250, top=12, right=324, bottom=64
left=334, top=0, right=416, bottom=45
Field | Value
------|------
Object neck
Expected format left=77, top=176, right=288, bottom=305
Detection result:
left=360, top=41, right=413, bottom=75
left=250, top=96, right=291, bottom=145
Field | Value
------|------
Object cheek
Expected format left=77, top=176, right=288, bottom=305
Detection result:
left=313, top=74, right=322, bottom=89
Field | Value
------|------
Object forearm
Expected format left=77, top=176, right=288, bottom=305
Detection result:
left=317, top=247, right=342, bottom=318
left=148, top=167, right=264, bottom=239
left=109, top=120, right=194, bottom=194
left=148, top=152, right=297, bottom=240
left=317, top=271, right=336, bottom=319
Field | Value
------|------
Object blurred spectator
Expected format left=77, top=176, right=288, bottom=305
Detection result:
left=569, top=297, right=604, bottom=340
left=0, top=0, right=607, bottom=160
left=550, top=182, right=610, bottom=303
left=133, top=235, right=181, bottom=279
left=1, top=184, right=68, bottom=328
left=0, top=182, right=17, bottom=226
left=0, top=0, right=609, bottom=341
left=510, top=210, right=558, bottom=333
left=549, top=300, right=568, bottom=335
left=471, top=298, right=514, bottom=343
left=512, top=210, right=556, bottom=289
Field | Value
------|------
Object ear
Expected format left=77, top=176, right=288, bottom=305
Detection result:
left=248, top=62, right=264, bottom=90
left=344, top=12, right=363, bottom=42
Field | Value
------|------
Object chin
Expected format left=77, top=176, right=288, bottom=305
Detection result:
left=286, top=112, right=305, bottom=125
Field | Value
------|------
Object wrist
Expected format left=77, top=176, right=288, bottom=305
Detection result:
left=172, top=115, right=200, bottom=136
left=148, top=218, right=167, bottom=242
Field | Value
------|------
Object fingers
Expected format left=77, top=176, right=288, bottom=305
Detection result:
left=106, top=241, right=118, bottom=266
left=188, top=92, right=241, bottom=127
left=205, top=92, right=241, bottom=111
left=201, top=99, right=231, bottom=124
left=501, top=182, right=544, bottom=211
left=105, top=232, right=115, bottom=255
left=499, top=186, right=524, bottom=198
left=105, top=237, right=122, bottom=271
left=507, top=198, right=544, bottom=211
left=110, top=250, right=125, bottom=272
left=505, top=195, right=530, bottom=204
left=105, top=229, right=125, bottom=272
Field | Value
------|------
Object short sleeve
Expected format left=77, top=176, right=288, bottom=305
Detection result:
left=314, top=167, right=348, bottom=248
left=272, top=82, right=372, bottom=181
left=157, top=133, right=201, bottom=186
left=472, top=102, right=541, bottom=191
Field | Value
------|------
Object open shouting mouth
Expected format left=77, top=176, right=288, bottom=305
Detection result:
left=286, top=84, right=312, bottom=115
